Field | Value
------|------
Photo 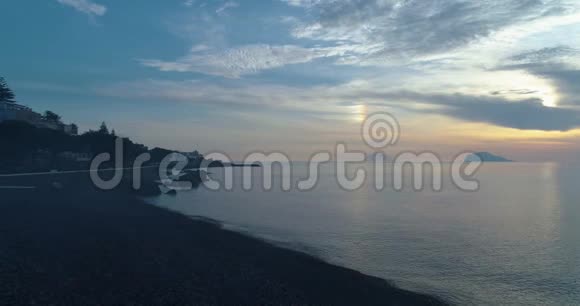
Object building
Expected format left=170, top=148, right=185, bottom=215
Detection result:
left=58, top=151, right=93, bottom=162
left=63, top=124, right=78, bottom=135
left=0, top=101, right=78, bottom=135
left=0, top=101, right=43, bottom=123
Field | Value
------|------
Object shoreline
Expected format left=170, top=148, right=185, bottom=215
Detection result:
left=0, top=172, right=447, bottom=305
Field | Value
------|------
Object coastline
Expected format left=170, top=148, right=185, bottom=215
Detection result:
left=0, top=172, right=446, bottom=305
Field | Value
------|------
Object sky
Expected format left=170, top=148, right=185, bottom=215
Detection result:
left=1, top=0, right=580, bottom=161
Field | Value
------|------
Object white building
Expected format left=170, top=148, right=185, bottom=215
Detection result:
left=0, top=101, right=43, bottom=123
left=0, top=101, right=78, bottom=135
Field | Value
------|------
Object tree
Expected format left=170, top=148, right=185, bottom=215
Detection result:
left=0, top=77, right=16, bottom=103
left=44, top=111, right=61, bottom=122
left=99, top=122, right=109, bottom=134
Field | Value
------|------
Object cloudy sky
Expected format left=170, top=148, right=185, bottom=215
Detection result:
left=2, top=0, right=580, bottom=161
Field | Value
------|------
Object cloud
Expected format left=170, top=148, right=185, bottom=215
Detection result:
left=286, top=0, right=580, bottom=61
left=183, top=0, right=196, bottom=7
left=216, top=1, right=239, bottom=15
left=499, top=47, right=580, bottom=106
left=101, top=75, right=580, bottom=131
left=140, top=44, right=333, bottom=77
left=99, top=79, right=329, bottom=109
left=507, top=46, right=580, bottom=64
left=521, top=65, right=580, bottom=106
left=490, top=89, right=539, bottom=96
left=372, top=92, right=580, bottom=131
left=56, top=0, right=107, bottom=17
left=280, top=0, right=321, bottom=7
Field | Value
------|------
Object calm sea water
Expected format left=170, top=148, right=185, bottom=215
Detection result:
left=148, top=163, right=580, bottom=305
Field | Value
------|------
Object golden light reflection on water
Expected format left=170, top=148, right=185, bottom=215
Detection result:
left=539, top=163, right=560, bottom=237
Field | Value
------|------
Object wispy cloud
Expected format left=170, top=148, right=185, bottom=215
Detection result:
left=140, top=44, right=333, bottom=78
left=183, top=0, right=196, bottom=7
left=56, top=0, right=107, bottom=17
left=100, top=76, right=580, bottom=131
left=134, top=1, right=580, bottom=135
left=507, top=46, right=580, bottom=65
left=280, top=0, right=320, bottom=8
left=285, top=0, right=580, bottom=63
left=216, top=1, right=239, bottom=15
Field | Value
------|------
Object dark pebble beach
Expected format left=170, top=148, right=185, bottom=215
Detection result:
left=0, top=171, right=446, bottom=305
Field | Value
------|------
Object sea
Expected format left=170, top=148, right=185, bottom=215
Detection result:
left=147, top=162, right=580, bottom=305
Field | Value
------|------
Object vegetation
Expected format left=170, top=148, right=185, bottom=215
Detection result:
left=44, top=111, right=61, bottom=122
left=0, top=76, right=208, bottom=173
left=0, top=119, right=212, bottom=173
left=99, top=121, right=109, bottom=134
left=0, top=77, right=16, bottom=103
left=0, top=120, right=147, bottom=171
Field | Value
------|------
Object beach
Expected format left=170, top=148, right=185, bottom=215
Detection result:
left=0, top=171, right=445, bottom=305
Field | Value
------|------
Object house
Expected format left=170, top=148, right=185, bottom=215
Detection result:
left=0, top=101, right=43, bottom=123
left=0, top=101, right=78, bottom=135
left=57, top=151, right=93, bottom=162
left=63, top=123, right=78, bottom=135
left=36, top=118, right=61, bottom=130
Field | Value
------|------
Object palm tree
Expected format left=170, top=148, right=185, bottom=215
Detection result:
left=0, top=77, right=16, bottom=103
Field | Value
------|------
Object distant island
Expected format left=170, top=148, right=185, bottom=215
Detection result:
left=465, top=152, right=513, bottom=163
